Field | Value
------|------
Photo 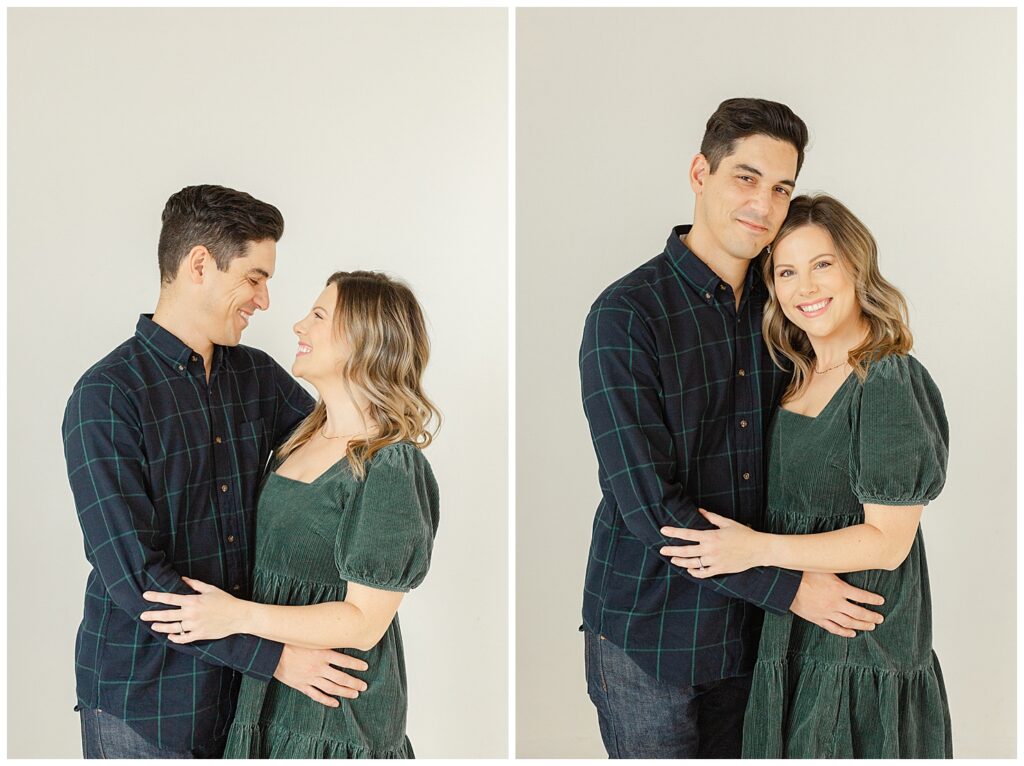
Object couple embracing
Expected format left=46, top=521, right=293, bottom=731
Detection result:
left=63, top=185, right=439, bottom=758
left=579, top=98, right=951, bottom=759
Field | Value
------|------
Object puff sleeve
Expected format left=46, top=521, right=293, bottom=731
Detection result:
left=335, top=443, right=440, bottom=592
left=848, top=355, right=949, bottom=506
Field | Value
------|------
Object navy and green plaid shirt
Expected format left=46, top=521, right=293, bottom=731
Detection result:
left=62, top=314, right=314, bottom=753
left=579, top=225, right=801, bottom=686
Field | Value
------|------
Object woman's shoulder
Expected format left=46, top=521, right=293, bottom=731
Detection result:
left=861, top=353, right=938, bottom=389
left=365, top=440, right=433, bottom=476
left=853, top=353, right=946, bottom=420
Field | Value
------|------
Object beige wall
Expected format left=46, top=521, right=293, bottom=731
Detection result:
left=8, top=8, right=507, bottom=758
left=516, top=7, right=1015, bottom=758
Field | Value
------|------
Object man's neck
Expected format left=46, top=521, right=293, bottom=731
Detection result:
left=152, top=298, right=214, bottom=378
left=681, top=224, right=751, bottom=303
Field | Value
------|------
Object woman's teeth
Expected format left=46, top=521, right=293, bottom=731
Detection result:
left=798, top=299, right=830, bottom=313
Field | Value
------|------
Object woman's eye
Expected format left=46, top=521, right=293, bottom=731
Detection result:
left=777, top=269, right=793, bottom=278
left=815, top=261, right=832, bottom=269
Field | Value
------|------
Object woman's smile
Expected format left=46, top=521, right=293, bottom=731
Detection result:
left=795, top=297, right=832, bottom=318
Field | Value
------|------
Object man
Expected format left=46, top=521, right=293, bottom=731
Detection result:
left=578, top=99, right=886, bottom=758
left=63, top=185, right=367, bottom=758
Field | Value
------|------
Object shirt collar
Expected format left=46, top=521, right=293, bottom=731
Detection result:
left=135, top=314, right=222, bottom=376
left=665, top=225, right=766, bottom=305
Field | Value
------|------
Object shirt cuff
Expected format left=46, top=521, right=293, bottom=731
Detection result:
left=242, top=636, right=285, bottom=682
left=760, top=566, right=802, bottom=615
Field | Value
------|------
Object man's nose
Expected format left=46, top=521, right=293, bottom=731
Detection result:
left=749, top=186, right=773, bottom=216
left=254, top=283, right=270, bottom=311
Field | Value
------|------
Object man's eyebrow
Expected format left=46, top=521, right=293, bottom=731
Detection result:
left=247, top=268, right=271, bottom=279
left=736, top=163, right=796, bottom=189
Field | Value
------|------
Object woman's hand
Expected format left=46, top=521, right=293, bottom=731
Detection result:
left=140, top=576, right=249, bottom=643
left=659, top=508, right=767, bottom=577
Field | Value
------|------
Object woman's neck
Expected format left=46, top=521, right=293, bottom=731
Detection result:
left=313, top=379, right=376, bottom=439
left=807, top=317, right=870, bottom=370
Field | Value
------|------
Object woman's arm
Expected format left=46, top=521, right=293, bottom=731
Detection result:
left=140, top=577, right=403, bottom=651
left=660, top=505, right=922, bottom=577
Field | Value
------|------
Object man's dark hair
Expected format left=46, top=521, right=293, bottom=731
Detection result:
left=157, top=184, right=285, bottom=284
left=700, top=98, right=809, bottom=177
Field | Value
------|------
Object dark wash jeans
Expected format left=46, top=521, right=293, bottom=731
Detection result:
left=584, top=631, right=753, bottom=759
left=79, top=707, right=225, bottom=759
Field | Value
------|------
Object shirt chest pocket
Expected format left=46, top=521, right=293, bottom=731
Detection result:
left=234, top=417, right=269, bottom=477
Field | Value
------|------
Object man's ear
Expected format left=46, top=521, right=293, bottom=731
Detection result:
left=689, top=153, right=709, bottom=196
left=185, top=246, right=212, bottom=285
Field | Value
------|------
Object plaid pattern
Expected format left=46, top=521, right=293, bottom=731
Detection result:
left=579, top=226, right=802, bottom=686
left=62, top=314, right=314, bottom=753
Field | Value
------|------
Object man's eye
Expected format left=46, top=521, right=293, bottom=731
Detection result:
left=248, top=278, right=259, bottom=286
left=776, top=187, right=791, bottom=196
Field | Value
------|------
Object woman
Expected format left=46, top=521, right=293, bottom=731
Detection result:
left=140, top=270, right=440, bottom=758
left=659, top=195, right=951, bottom=758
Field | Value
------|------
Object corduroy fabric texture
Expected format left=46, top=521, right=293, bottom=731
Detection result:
left=223, top=441, right=439, bottom=759
left=742, top=354, right=952, bottom=758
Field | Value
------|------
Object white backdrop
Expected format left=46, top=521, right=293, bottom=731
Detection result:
left=516, top=7, right=1015, bottom=759
left=8, top=8, right=507, bottom=758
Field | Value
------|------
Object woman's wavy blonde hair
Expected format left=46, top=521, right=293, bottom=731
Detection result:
left=762, top=194, right=913, bottom=403
left=276, top=270, right=440, bottom=479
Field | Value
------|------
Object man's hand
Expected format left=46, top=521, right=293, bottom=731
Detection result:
left=273, top=644, right=370, bottom=707
left=790, top=572, right=885, bottom=638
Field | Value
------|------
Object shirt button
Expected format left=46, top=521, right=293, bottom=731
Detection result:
left=215, top=436, right=222, bottom=444
left=226, top=534, right=235, bottom=543
left=704, top=292, right=711, bottom=300
left=740, top=420, right=748, bottom=428
left=738, top=369, right=746, bottom=377
left=742, top=472, right=751, bottom=481
left=191, top=355, right=199, bottom=363
left=177, top=365, right=184, bottom=371
left=231, top=584, right=241, bottom=592
left=718, top=283, right=727, bottom=291
left=220, top=484, right=228, bottom=493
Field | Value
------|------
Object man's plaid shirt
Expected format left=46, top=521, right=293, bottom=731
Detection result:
left=579, top=226, right=802, bottom=686
left=62, top=315, right=314, bottom=752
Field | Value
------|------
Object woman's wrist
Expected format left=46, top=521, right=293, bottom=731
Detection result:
left=232, top=597, right=258, bottom=636
left=759, top=532, right=782, bottom=568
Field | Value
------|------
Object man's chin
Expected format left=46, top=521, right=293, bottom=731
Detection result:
left=216, top=330, right=243, bottom=347
left=728, top=246, right=765, bottom=262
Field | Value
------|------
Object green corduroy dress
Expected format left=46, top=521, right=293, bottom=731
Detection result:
left=742, top=354, right=953, bottom=759
left=223, top=441, right=439, bottom=759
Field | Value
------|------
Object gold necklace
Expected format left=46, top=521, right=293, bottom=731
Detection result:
left=319, top=428, right=364, bottom=441
left=815, top=360, right=847, bottom=374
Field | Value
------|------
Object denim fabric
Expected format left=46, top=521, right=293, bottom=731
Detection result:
left=79, top=707, right=225, bottom=759
left=584, top=631, right=752, bottom=758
